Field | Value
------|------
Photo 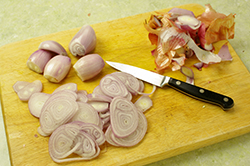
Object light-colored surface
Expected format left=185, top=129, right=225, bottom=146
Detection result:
left=0, top=1, right=250, bottom=166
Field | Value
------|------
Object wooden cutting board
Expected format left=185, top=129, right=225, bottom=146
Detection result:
left=1, top=3, right=250, bottom=166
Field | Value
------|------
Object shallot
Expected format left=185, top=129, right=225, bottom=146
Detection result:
left=38, top=40, right=67, bottom=56
left=73, top=54, right=105, bottom=81
left=27, top=50, right=54, bottom=73
left=69, top=25, right=96, bottom=56
left=43, top=55, right=71, bottom=83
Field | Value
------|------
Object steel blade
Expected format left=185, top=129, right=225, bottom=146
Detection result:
left=106, top=61, right=169, bottom=87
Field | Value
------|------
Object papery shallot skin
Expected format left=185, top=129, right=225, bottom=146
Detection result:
left=27, top=50, right=54, bottom=73
left=43, top=55, right=71, bottom=83
left=73, top=54, right=105, bottom=81
left=69, top=25, right=96, bottom=56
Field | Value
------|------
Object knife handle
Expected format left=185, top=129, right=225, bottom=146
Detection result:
left=168, top=78, right=234, bottom=110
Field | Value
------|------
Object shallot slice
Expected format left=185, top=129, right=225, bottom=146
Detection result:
left=49, top=122, right=100, bottom=163
left=38, top=40, right=67, bottom=56
left=70, top=102, right=103, bottom=130
left=88, top=101, right=109, bottom=113
left=111, top=72, right=142, bottom=95
left=100, top=74, right=129, bottom=98
left=180, top=66, right=195, bottom=84
left=73, top=121, right=105, bottom=145
left=39, top=95, right=78, bottom=136
left=110, top=96, right=139, bottom=138
left=53, top=83, right=78, bottom=94
left=16, top=80, right=43, bottom=101
left=76, top=90, right=88, bottom=103
left=13, top=81, right=30, bottom=93
left=87, top=93, right=112, bottom=103
left=105, top=126, right=120, bottom=146
left=134, top=95, right=153, bottom=113
left=27, top=50, right=54, bottom=74
left=28, top=92, right=50, bottom=118
left=110, top=111, right=147, bottom=147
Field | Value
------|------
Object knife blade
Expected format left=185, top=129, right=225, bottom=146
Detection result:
left=106, top=61, right=234, bottom=110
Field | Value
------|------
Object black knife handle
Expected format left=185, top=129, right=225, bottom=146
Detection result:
left=168, top=78, right=234, bottom=110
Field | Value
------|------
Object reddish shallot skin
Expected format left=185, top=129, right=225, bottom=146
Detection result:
left=43, top=55, right=71, bottom=83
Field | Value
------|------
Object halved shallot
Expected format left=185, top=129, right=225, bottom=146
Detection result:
left=69, top=25, right=96, bottom=56
left=109, top=96, right=139, bottom=138
left=27, top=50, right=55, bottom=74
left=73, top=54, right=105, bottom=81
left=43, top=55, right=71, bottom=83
left=38, top=40, right=67, bottom=56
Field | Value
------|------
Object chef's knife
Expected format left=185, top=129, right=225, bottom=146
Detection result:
left=106, top=61, right=234, bottom=110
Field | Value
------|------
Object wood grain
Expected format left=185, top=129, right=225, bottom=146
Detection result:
left=1, top=3, right=250, bottom=166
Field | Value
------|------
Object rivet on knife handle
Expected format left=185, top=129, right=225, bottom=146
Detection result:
left=165, top=77, right=234, bottom=110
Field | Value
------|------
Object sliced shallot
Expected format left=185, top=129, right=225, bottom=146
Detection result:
left=16, top=80, right=43, bottom=101
left=99, top=74, right=129, bottom=98
left=28, top=92, right=50, bottom=118
left=13, top=81, right=30, bottom=93
left=134, top=95, right=153, bottom=113
left=73, top=121, right=105, bottom=145
left=110, top=96, right=139, bottom=138
left=110, top=111, right=147, bottom=147
left=49, top=122, right=100, bottom=163
left=111, top=72, right=142, bottom=95
left=39, top=94, right=78, bottom=136
left=88, top=101, right=109, bottom=113
left=53, top=83, right=78, bottom=94
left=70, top=102, right=103, bottom=129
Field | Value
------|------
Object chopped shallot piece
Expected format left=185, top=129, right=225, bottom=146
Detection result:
left=217, top=44, right=233, bottom=61
left=53, top=83, right=78, bottom=94
left=28, top=92, right=50, bottom=118
left=134, top=95, right=153, bottom=112
left=16, top=80, right=43, bottom=101
left=13, top=81, right=30, bottom=93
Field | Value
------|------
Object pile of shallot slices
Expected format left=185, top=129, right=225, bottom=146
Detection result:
left=13, top=72, right=154, bottom=163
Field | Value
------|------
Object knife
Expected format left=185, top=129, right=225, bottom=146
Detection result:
left=106, top=61, right=234, bottom=110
